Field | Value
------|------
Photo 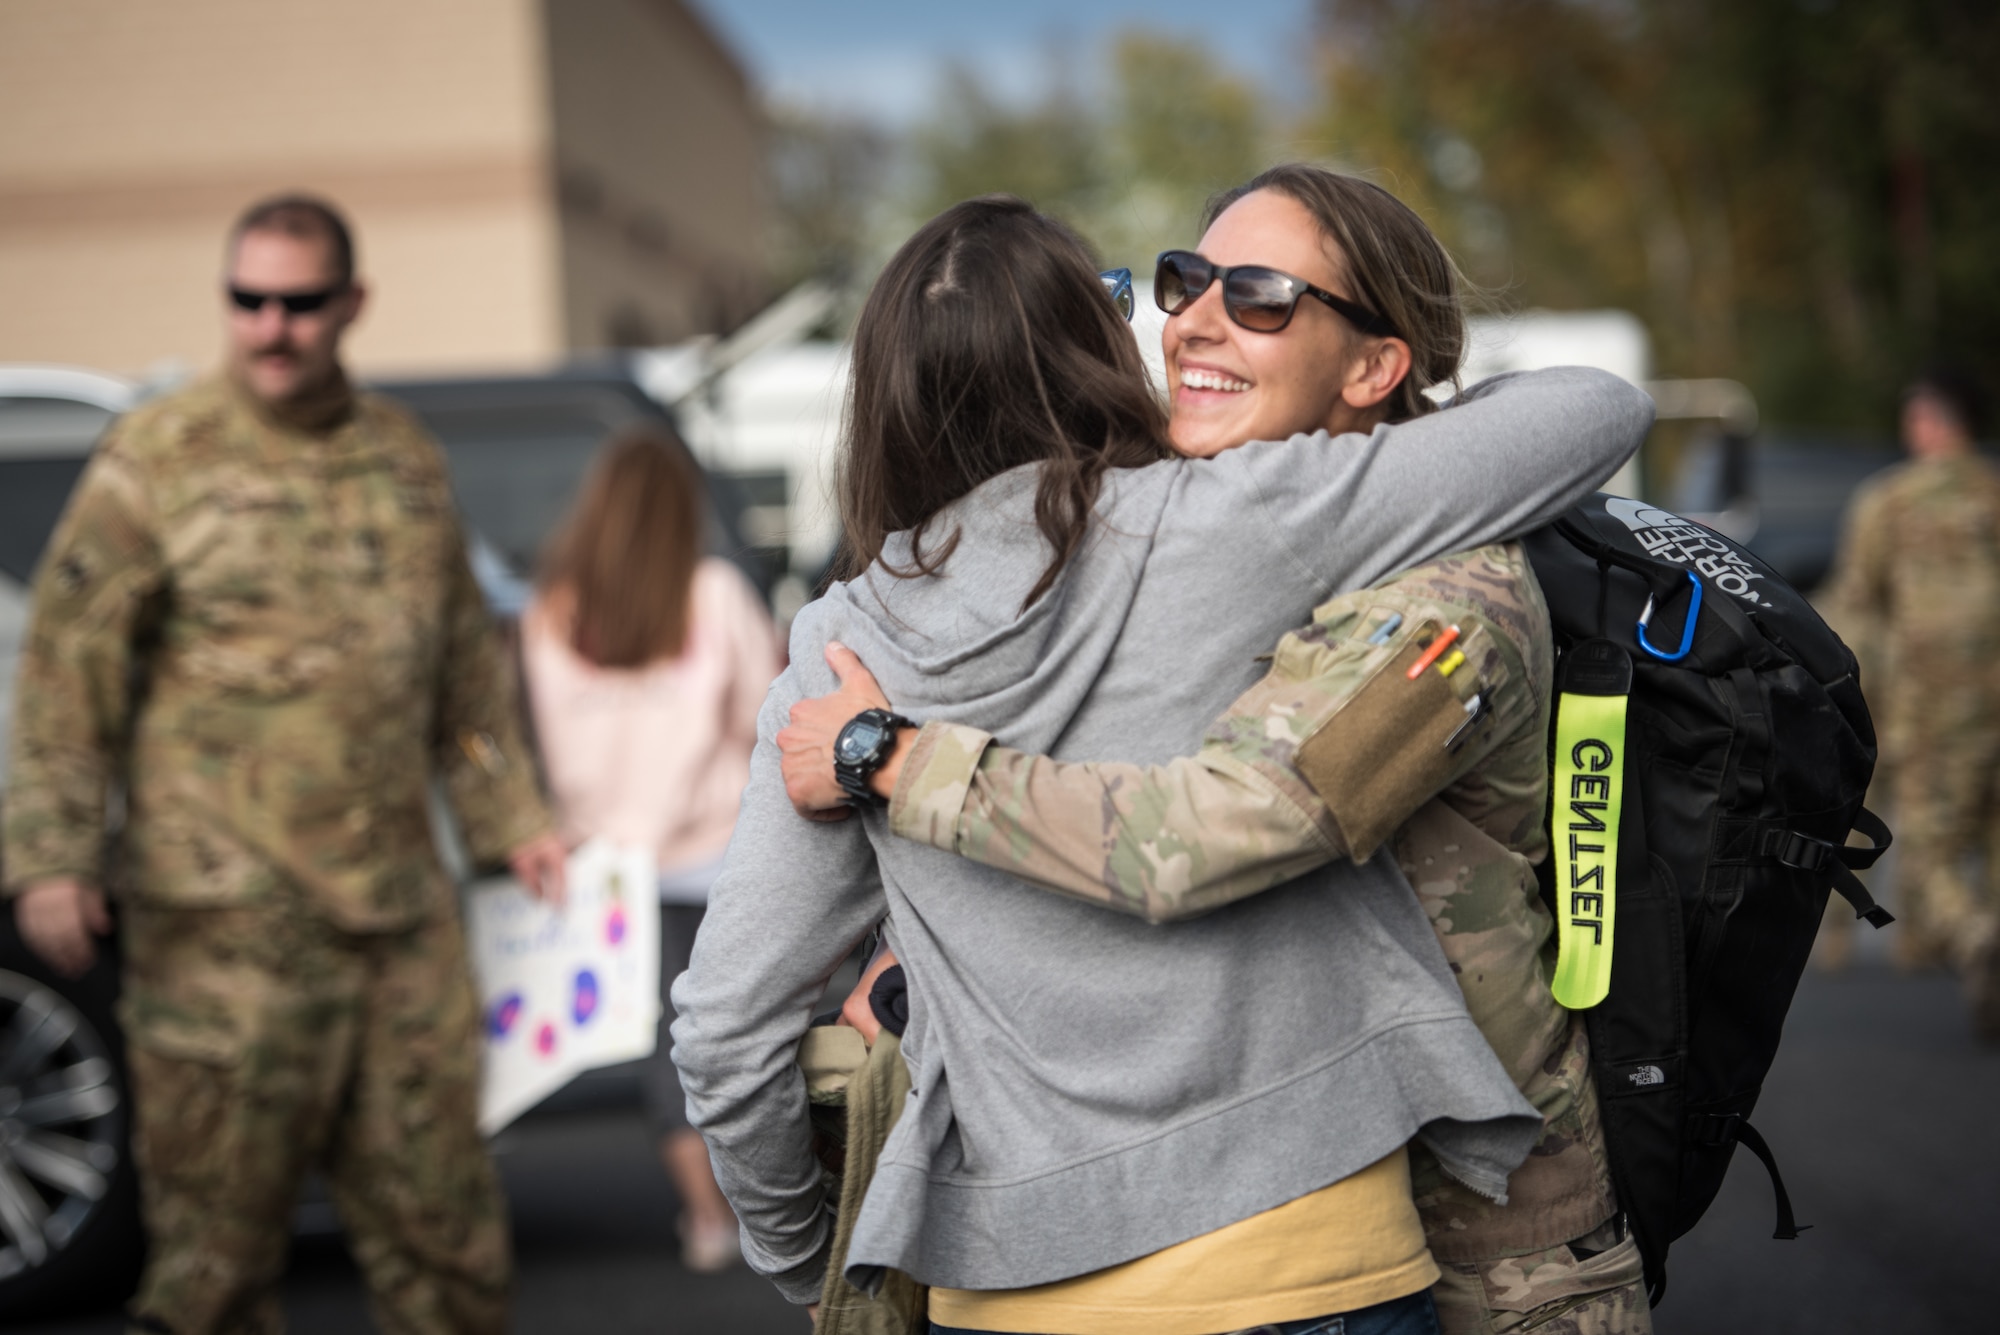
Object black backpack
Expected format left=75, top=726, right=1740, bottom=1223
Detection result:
left=1521, top=495, right=1894, bottom=1305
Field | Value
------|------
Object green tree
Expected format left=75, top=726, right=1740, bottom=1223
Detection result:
left=912, top=62, right=1100, bottom=227
left=1097, top=33, right=1269, bottom=262
left=768, top=106, right=897, bottom=290
left=1310, top=0, right=2000, bottom=431
left=906, top=32, right=1273, bottom=268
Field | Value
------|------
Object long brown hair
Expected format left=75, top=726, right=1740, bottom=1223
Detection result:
left=836, top=196, right=1169, bottom=609
left=539, top=426, right=705, bottom=667
left=1205, top=165, right=1469, bottom=423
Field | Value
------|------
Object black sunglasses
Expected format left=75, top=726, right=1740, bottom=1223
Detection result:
left=1099, top=267, right=1135, bottom=322
left=1154, top=250, right=1397, bottom=338
left=227, top=284, right=349, bottom=316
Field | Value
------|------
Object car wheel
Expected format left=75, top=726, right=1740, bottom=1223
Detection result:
left=0, top=955, right=143, bottom=1319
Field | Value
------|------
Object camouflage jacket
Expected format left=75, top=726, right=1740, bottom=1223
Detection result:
left=888, top=544, right=1616, bottom=1261
left=1823, top=454, right=2000, bottom=752
left=2, top=375, right=550, bottom=932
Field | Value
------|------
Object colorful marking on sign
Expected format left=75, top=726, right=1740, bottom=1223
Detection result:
left=487, top=991, right=523, bottom=1040
left=573, top=969, right=601, bottom=1025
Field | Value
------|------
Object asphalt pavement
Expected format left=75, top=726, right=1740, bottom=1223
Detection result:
left=1650, top=965, right=2000, bottom=1334
left=19, top=961, right=1998, bottom=1335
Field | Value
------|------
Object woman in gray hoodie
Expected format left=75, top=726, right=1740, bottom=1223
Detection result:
left=671, top=193, right=1651, bottom=1333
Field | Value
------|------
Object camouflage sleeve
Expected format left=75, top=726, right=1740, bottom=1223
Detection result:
left=2, top=437, right=166, bottom=892
left=432, top=526, right=552, bottom=867
left=1822, top=481, right=1893, bottom=684
left=887, top=720, right=1344, bottom=923
left=887, top=546, right=1541, bottom=922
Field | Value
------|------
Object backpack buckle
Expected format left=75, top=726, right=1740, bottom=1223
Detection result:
left=1690, top=1112, right=1742, bottom=1148
left=1773, top=829, right=1835, bottom=871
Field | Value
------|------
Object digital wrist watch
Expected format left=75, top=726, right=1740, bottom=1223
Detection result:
left=833, top=707, right=917, bottom=807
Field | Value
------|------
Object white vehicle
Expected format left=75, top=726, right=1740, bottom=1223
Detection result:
left=632, top=281, right=848, bottom=626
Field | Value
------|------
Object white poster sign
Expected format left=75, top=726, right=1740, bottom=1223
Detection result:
left=467, top=838, right=661, bottom=1134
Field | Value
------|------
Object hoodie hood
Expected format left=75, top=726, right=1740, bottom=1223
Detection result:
left=804, top=465, right=1171, bottom=753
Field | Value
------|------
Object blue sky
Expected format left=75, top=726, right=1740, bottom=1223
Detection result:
left=686, top=0, right=1319, bottom=123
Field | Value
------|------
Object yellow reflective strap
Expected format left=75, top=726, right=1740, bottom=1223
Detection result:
left=1550, top=690, right=1627, bottom=1008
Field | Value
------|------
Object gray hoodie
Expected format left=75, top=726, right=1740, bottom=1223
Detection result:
left=671, top=368, right=1654, bottom=1303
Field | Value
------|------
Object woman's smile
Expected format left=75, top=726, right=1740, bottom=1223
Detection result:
left=1177, top=364, right=1253, bottom=394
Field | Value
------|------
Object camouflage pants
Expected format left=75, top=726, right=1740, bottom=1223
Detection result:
left=804, top=1028, right=927, bottom=1335
left=1816, top=723, right=2000, bottom=973
left=1889, top=733, right=2000, bottom=971
left=1430, top=1220, right=1650, bottom=1335
left=119, top=896, right=509, bottom=1335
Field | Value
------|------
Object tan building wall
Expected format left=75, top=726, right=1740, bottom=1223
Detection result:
left=546, top=0, right=768, bottom=350
left=0, top=0, right=764, bottom=378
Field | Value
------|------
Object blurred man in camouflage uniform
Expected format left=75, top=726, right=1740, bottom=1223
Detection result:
left=1824, top=370, right=2000, bottom=1032
left=3, top=195, right=564, bottom=1334
left=781, top=544, right=1646, bottom=1334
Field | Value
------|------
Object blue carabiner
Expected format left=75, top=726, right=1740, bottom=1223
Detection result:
left=1636, top=570, right=1702, bottom=662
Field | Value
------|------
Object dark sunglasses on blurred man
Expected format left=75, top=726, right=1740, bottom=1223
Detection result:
left=227, top=284, right=350, bottom=316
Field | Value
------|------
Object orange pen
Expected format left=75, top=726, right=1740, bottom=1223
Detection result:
left=1406, top=624, right=1461, bottom=679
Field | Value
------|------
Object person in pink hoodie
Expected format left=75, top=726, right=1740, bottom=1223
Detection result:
left=520, top=427, right=783, bottom=1270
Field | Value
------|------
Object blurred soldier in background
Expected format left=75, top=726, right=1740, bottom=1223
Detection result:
left=2, top=195, right=565, bottom=1334
left=1824, top=370, right=2000, bottom=1038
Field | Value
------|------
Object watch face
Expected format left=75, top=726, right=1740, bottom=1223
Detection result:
left=838, top=722, right=885, bottom=761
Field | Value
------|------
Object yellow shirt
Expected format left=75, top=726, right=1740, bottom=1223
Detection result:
left=928, top=1148, right=1436, bottom=1335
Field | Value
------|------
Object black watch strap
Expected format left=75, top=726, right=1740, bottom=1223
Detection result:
left=834, top=708, right=917, bottom=807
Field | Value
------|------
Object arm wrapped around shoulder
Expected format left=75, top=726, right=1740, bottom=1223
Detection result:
left=884, top=544, right=1546, bottom=919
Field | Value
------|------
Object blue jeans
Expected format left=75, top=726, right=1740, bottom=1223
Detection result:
left=930, top=1286, right=1441, bottom=1335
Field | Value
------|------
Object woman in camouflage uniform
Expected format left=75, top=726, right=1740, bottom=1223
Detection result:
left=782, top=167, right=1652, bottom=1335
